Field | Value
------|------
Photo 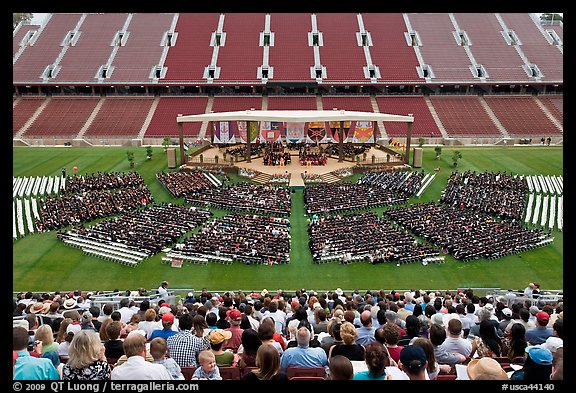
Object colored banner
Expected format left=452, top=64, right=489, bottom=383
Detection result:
left=329, top=120, right=353, bottom=143
left=285, top=122, right=305, bottom=143
left=259, top=121, right=283, bottom=143
left=234, top=121, right=248, bottom=143
left=306, top=122, right=328, bottom=143
left=352, top=121, right=374, bottom=143
left=213, top=121, right=235, bottom=144
left=248, top=121, right=260, bottom=143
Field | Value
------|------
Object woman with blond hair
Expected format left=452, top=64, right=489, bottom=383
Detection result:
left=35, top=324, right=59, bottom=355
left=328, top=321, right=366, bottom=361
left=244, top=343, right=288, bottom=380
left=62, top=330, right=111, bottom=380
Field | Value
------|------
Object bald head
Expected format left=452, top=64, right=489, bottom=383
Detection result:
left=123, top=333, right=147, bottom=358
left=296, top=327, right=311, bottom=348
left=360, top=310, right=372, bottom=327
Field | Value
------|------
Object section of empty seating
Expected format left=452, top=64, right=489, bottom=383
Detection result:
left=429, top=95, right=501, bottom=137
left=211, top=95, right=263, bottom=112
left=543, top=23, right=563, bottom=42
left=13, top=96, right=44, bottom=136
left=13, top=24, right=40, bottom=57
left=53, top=14, right=128, bottom=82
left=361, top=13, right=424, bottom=82
left=267, top=13, right=315, bottom=81
left=144, top=96, right=208, bottom=137
left=407, top=13, right=475, bottom=81
left=537, top=95, right=563, bottom=125
left=22, top=97, right=99, bottom=138
left=375, top=96, right=441, bottom=137
left=107, top=13, right=175, bottom=83
left=163, top=13, right=221, bottom=81
left=483, top=95, right=561, bottom=136
left=315, top=13, right=367, bottom=82
left=453, top=13, right=529, bottom=82
left=321, top=95, right=373, bottom=112
left=83, top=97, right=154, bottom=138
left=267, top=96, right=318, bottom=110
left=216, top=13, right=266, bottom=82
left=499, top=13, right=563, bottom=82
left=13, top=14, right=82, bottom=83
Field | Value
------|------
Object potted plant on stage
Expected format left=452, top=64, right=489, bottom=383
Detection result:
left=146, top=146, right=153, bottom=160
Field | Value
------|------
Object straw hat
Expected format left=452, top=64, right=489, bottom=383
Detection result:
left=467, top=358, right=509, bottom=380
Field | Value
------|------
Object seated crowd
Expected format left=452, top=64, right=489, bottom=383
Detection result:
left=62, top=172, right=145, bottom=195
left=13, top=287, right=563, bottom=381
left=36, top=185, right=153, bottom=231
left=57, top=203, right=213, bottom=256
left=299, top=152, right=327, bottom=166
left=308, top=212, right=440, bottom=264
left=324, top=143, right=369, bottom=159
left=384, top=202, right=552, bottom=261
left=224, top=144, right=265, bottom=158
left=359, top=170, right=426, bottom=199
left=304, top=183, right=408, bottom=215
left=440, top=171, right=528, bottom=221
left=185, top=183, right=291, bottom=217
left=263, top=151, right=291, bottom=166
left=177, top=213, right=291, bottom=264
left=156, top=171, right=216, bottom=199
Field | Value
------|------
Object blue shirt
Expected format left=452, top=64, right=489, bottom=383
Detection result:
left=13, top=350, right=60, bottom=380
left=149, top=328, right=178, bottom=341
left=525, top=326, right=553, bottom=345
left=280, top=346, right=328, bottom=372
left=353, top=370, right=386, bottom=380
left=356, top=327, right=377, bottom=346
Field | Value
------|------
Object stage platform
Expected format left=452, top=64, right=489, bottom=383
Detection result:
left=192, top=146, right=401, bottom=188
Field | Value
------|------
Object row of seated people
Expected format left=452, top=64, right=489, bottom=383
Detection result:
left=184, top=182, right=291, bottom=217
left=359, top=170, right=426, bottom=199
left=440, top=171, right=528, bottom=221
left=384, top=201, right=552, bottom=261
left=308, top=211, right=440, bottom=264
left=35, top=185, right=153, bottom=231
left=299, top=152, right=327, bottom=166
left=175, top=213, right=291, bottom=264
left=324, top=144, right=370, bottom=158
left=63, top=172, right=145, bottom=195
left=14, top=287, right=563, bottom=381
left=156, top=170, right=216, bottom=199
left=304, top=183, right=408, bottom=215
left=263, top=151, right=291, bottom=166
left=57, top=203, right=213, bottom=255
left=224, top=144, right=265, bottom=158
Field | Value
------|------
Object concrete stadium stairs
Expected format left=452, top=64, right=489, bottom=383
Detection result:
left=320, top=172, right=341, bottom=184
left=251, top=172, right=272, bottom=184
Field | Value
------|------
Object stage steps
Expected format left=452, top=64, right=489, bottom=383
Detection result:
left=251, top=172, right=272, bottom=184
left=321, top=173, right=341, bottom=183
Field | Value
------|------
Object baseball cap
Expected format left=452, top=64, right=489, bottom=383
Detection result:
left=209, top=329, right=232, bottom=345
left=529, top=306, right=540, bottom=315
left=526, top=345, right=553, bottom=365
left=66, top=324, right=81, bottom=334
left=226, top=308, right=242, bottom=321
left=536, top=311, right=550, bottom=324
left=162, top=312, right=175, bottom=323
left=158, top=306, right=171, bottom=315
left=501, top=308, right=512, bottom=317
left=400, top=345, right=427, bottom=372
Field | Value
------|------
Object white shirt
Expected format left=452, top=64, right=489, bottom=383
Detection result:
left=111, top=356, right=173, bottom=380
left=158, top=286, right=169, bottom=299
left=118, top=307, right=137, bottom=324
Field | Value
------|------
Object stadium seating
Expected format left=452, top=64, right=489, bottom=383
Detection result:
left=375, top=96, right=441, bottom=137
left=537, top=95, right=563, bottom=125
left=315, top=13, right=368, bottom=82
left=286, top=366, right=326, bottom=379
left=361, top=13, right=424, bottom=82
left=429, top=95, right=501, bottom=137
left=162, top=13, right=221, bottom=81
left=52, top=13, right=129, bottom=83
left=216, top=13, right=267, bottom=82
left=267, top=13, right=315, bottom=81
left=13, top=96, right=44, bottom=136
left=83, top=97, right=154, bottom=138
left=144, top=96, right=209, bottom=137
left=13, top=24, right=40, bottom=57
left=22, top=97, right=99, bottom=138
left=211, top=95, right=263, bottom=112
left=267, top=96, right=317, bottom=110
left=483, top=95, right=562, bottom=136
left=107, top=13, right=175, bottom=83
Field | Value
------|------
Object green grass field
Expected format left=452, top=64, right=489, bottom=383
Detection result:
left=13, top=145, right=563, bottom=293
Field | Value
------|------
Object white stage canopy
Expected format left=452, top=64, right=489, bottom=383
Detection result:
left=177, top=109, right=414, bottom=123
